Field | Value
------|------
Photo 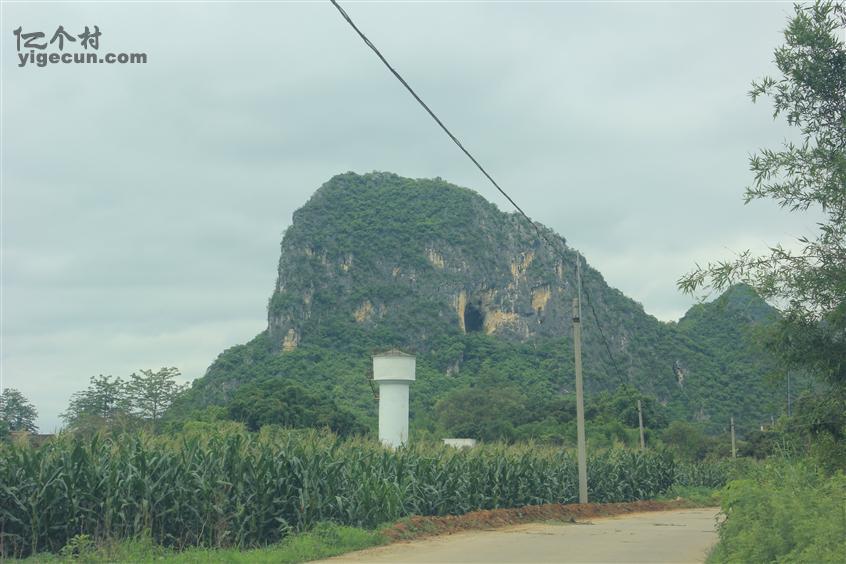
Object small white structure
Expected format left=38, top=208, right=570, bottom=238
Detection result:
left=373, top=349, right=416, bottom=448
left=442, top=438, right=477, bottom=449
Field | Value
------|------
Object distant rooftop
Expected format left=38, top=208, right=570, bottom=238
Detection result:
left=373, top=348, right=415, bottom=358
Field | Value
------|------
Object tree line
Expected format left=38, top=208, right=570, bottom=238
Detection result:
left=60, top=368, right=187, bottom=433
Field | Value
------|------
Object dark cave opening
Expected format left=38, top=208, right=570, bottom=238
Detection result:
left=464, top=302, right=485, bottom=332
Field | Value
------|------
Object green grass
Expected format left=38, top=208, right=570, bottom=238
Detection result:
left=658, top=485, right=721, bottom=506
left=174, top=523, right=384, bottom=563
left=26, top=523, right=385, bottom=563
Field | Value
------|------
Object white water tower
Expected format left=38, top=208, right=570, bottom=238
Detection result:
left=373, top=349, right=416, bottom=448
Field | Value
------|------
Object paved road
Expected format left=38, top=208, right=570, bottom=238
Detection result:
left=318, top=508, right=720, bottom=563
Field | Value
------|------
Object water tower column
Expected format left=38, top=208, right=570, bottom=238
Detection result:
left=372, top=350, right=416, bottom=448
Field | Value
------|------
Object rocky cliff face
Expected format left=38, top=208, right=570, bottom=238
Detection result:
left=268, top=171, right=606, bottom=352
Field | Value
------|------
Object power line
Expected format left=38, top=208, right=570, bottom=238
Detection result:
left=328, top=0, right=546, bottom=242
left=582, top=284, right=627, bottom=387
left=330, top=0, right=626, bottom=384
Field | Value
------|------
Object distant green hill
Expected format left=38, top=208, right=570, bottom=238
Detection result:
left=172, top=172, right=789, bottom=437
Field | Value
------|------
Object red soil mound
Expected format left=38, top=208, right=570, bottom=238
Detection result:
left=381, top=499, right=694, bottom=542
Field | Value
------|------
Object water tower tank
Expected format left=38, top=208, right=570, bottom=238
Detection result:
left=372, top=350, right=415, bottom=448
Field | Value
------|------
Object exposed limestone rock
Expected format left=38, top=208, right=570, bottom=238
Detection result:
left=354, top=300, right=374, bottom=322
left=282, top=328, right=299, bottom=352
left=454, top=290, right=468, bottom=333
left=531, top=286, right=551, bottom=314
left=426, top=248, right=445, bottom=269
left=555, top=262, right=565, bottom=280
left=483, top=309, right=521, bottom=335
left=510, top=251, right=535, bottom=279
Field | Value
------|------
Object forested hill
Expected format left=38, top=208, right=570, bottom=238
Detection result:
left=172, top=172, right=786, bottom=436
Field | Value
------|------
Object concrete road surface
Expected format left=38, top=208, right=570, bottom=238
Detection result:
left=317, top=508, right=720, bottom=564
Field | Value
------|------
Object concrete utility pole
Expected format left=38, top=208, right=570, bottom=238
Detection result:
left=637, top=399, right=645, bottom=450
left=730, top=416, right=737, bottom=459
left=573, top=253, right=588, bottom=504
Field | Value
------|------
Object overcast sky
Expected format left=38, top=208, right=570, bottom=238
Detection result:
left=2, top=1, right=824, bottom=431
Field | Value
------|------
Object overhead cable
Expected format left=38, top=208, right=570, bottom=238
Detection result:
left=330, top=0, right=626, bottom=384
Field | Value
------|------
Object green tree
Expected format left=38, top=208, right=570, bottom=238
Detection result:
left=0, top=388, right=38, bottom=433
left=127, top=367, right=187, bottom=427
left=661, top=420, right=710, bottom=461
left=678, top=1, right=845, bottom=388
left=792, top=389, right=846, bottom=471
left=227, top=379, right=366, bottom=436
left=435, top=386, right=525, bottom=442
left=62, top=374, right=131, bottom=431
left=589, top=385, right=669, bottom=430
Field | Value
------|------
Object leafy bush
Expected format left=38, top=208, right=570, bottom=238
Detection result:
left=709, top=460, right=846, bottom=563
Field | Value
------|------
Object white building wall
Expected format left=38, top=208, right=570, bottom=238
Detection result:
left=442, top=438, right=477, bottom=448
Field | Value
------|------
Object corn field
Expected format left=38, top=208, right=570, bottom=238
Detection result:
left=674, top=460, right=730, bottom=489
left=0, top=429, right=712, bottom=558
left=674, top=457, right=755, bottom=489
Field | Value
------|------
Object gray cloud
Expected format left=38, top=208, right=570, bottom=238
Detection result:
left=2, top=1, right=820, bottom=430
